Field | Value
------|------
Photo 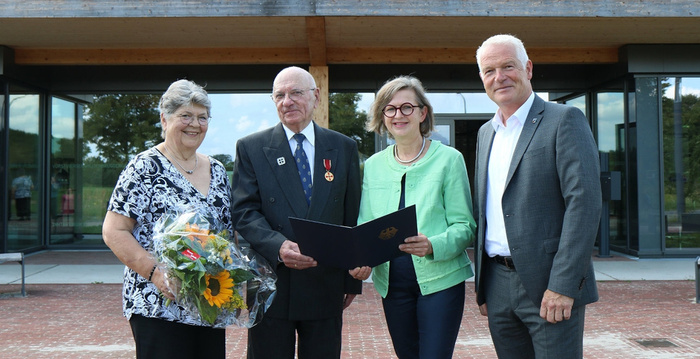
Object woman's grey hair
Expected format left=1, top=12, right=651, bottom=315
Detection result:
left=366, top=75, right=434, bottom=139
left=159, top=79, right=211, bottom=139
left=476, top=34, right=529, bottom=73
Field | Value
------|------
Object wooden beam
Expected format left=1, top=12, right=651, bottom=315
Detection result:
left=327, top=48, right=476, bottom=64
left=13, top=48, right=310, bottom=65
left=306, top=17, right=327, bottom=66
left=309, top=66, right=329, bottom=128
left=529, top=48, right=619, bottom=64
left=328, top=47, right=619, bottom=64
left=1, top=1, right=697, bottom=18
left=13, top=46, right=618, bottom=65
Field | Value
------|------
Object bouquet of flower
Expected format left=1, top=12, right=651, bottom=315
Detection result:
left=153, top=210, right=276, bottom=328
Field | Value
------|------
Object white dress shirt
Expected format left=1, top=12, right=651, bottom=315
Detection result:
left=485, top=93, right=535, bottom=257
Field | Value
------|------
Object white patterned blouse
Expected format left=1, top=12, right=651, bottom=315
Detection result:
left=107, top=147, right=232, bottom=326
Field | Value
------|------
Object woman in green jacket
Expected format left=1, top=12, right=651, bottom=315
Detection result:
left=351, top=75, right=476, bottom=358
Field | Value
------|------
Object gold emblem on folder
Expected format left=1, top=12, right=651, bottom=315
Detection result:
left=379, top=226, right=398, bottom=240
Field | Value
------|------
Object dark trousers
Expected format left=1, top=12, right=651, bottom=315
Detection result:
left=129, top=314, right=225, bottom=359
left=382, top=255, right=465, bottom=359
left=484, top=259, right=585, bottom=359
left=247, top=314, right=342, bottom=359
left=15, top=197, right=30, bottom=218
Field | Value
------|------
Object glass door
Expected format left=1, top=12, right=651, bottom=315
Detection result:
left=7, top=85, right=42, bottom=251
left=50, top=97, right=82, bottom=245
left=663, top=77, right=700, bottom=251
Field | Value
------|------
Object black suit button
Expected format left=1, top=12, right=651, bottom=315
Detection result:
left=277, top=225, right=283, bottom=230
left=269, top=197, right=275, bottom=203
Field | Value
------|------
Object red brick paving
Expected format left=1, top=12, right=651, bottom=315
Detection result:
left=1, top=281, right=699, bottom=358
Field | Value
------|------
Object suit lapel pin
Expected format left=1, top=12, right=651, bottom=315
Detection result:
left=277, top=157, right=286, bottom=166
left=532, top=118, right=537, bottom=124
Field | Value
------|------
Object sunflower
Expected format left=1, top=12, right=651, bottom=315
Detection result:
left=203, top=270, right=235, bottom=308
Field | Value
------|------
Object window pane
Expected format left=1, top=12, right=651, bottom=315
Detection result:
left=663, top=77, right=700, bottom=249
left=8, top=90, right=41, bottom=250
left=79, top=94, right=161, bottom=242
left=566, top=95, right=586, bottom=116
left=426, top=93, right=498, bottom=114
left=597, top=92, right=627, bottom=249
left=205, top=94, right=275, bottom=167
left=50, top=97, right=79, bottom=244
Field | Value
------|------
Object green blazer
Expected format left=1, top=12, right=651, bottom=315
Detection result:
left=359, top=140, right=476, bottom=297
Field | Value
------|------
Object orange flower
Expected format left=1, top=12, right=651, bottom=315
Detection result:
left=185, top=222, right=215, bottom=246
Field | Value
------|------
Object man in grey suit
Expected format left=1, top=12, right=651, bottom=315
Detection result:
left=231, top=66, right=362, bottom=358
left=473, top=34, right=602, bottom=358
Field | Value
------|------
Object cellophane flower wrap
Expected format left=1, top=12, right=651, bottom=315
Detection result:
left=153, top=210, right=276, bottom=328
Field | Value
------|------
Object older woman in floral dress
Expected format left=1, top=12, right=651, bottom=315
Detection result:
left=103, top=79, right=231, bottom=359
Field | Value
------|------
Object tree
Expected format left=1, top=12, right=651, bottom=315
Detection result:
left=211, top=154, right=234, bottom=171
left=328, top=92, right=374, bottom=159
left=83, top=94, right=162, bottom=164
left=662, top=82, right=700, bottom=211
left=8, top=128, right=38, bottom=165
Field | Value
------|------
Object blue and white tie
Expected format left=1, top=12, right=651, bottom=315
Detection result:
left=293, top=133, right=312, bottom=204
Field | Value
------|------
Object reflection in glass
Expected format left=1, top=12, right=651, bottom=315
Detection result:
left=663, top=77, right=700, bottom=249
left=80, top=94, right=161, bottom=244
left=430, top=124, right=451, bottom=145
left=426, top=93, right=498, bottom=114
left=596, top=92, right=627, bottom=249
left=7, top=92, right=41, bottom=251
left=566, top=95, right=586, bottom=116
left=50, top=97, right=79, bottom=244
left=327, top=93, right=375, bottom=159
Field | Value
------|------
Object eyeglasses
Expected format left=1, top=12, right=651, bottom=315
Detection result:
left=271, top=88, right=315, bottom=103
left=382, top=103, right=424, bottom=118
left=177, top=113, right=211, bottom=126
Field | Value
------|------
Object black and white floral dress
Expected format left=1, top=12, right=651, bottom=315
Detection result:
left=107, top=147, right=232, bottom=327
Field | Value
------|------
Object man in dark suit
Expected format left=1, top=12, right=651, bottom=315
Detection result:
left=231, top=66, right=362, bottom=358
left=472, top=34, right=602, bottom=358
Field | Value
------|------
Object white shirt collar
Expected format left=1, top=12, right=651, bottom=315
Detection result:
left=490, top=92, right=535, bottom=131
left=283, top=122, right=315, bottom=146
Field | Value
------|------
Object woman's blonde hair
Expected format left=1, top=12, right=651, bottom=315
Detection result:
left=366, top=75, right=434, bottom=139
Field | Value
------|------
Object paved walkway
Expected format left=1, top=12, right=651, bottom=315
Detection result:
left=1, top=250, right=699, bottom=358
left=1, top=250, right=696, bottom=285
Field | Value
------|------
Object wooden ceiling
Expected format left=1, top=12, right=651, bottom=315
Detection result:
left=1, top=16, right=699, bottom=66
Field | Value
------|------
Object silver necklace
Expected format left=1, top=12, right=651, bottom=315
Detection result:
left=164, top=145, right=198, bottom=174
left=394, top=136, right=426, bottom=164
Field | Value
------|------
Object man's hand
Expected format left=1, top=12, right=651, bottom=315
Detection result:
left=349, top=266, right=371, bottom=281
left=478, top=303, right=488, bottom=317
left=540, top=289, right=574, bottom=324
left=279, top=240, right=317, bottom=270
left=343, top=294, right=357, bottom=310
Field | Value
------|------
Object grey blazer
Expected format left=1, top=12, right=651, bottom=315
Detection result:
left=231, top=122, right=362, bottom=321
left=473, top=95, right=602, bottom=308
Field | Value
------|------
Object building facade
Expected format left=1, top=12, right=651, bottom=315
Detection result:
left=1, top=1, right=700, bottom=257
